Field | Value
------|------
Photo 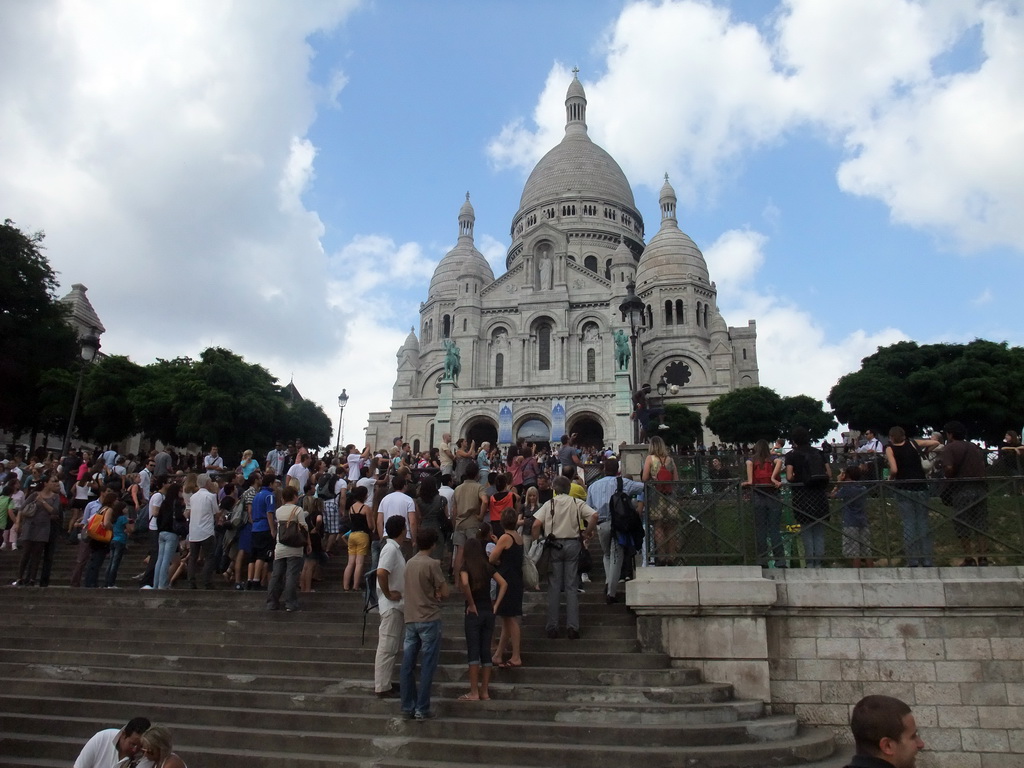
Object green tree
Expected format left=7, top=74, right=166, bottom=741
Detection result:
left=828, top=340, right=1024, bottom=444
left=277, top=397, right=333, bottom=450
left=659, top=404, right=703, bottom=450
left=779, top=395, right=836, bottom=441
left=0, top=221, right=79, bottom=437
left=78, top=356, right=150, bottom=445
left=705, top=387, right=785, bottom=444
left=127, top=348, right=333, bottom=460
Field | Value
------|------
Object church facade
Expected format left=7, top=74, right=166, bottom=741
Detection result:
left=366, top=76, right=758, bottom=452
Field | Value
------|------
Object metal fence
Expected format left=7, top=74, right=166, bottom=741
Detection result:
left=641, top=474, right=1024, bottom=568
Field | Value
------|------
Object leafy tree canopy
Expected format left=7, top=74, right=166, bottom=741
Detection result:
left=659, top=404, right=704, bottom=450
left=706, top=386, right=836, bottom=444
left=828, top=339, right=1024, bottom=444
left=0, top=220, right=78, bottom=434
left=705, top=387, right=784, bottom=444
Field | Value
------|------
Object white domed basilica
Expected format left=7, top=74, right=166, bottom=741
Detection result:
left=366, top=75, right=758, bottom=451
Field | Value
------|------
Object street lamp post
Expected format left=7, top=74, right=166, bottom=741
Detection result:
left=618, top=281, right=647, bottom=443
left=336, top=389, right=349, bottom=454
left=61, top=330, right=101, bottom=458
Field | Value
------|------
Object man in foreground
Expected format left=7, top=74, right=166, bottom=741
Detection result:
left=74, top=716, right=153, bottom=768
left=400, top=527, right=449, bottom=720
left=374, top=515, right=408, bottom=698
left=844, top=694, right=924, bottom=768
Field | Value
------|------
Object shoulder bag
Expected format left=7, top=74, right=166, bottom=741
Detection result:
left=278, top=504, right=309, bottom=548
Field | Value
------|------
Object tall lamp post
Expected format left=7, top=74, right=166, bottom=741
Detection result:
left=61, top=330, right=101, bottom=458
left=335, top=389, right=349, bottom=454
left=618, top=281, right=647, bottom=443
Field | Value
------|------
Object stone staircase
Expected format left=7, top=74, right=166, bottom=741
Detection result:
left=0, top=540, right=838, bottom=767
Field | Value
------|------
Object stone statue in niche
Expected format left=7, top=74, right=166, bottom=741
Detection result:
left=538, top=253, right=552, bottom=290
left=613, top=329, right=630, bottom=371
left=582, top=324, right=599, bottom=342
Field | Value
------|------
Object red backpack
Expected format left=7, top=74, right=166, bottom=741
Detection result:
left=751, top=460, right=775, bottom=486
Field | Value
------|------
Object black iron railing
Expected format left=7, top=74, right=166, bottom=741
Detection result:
left=641, top=475, right=1024, bottom=568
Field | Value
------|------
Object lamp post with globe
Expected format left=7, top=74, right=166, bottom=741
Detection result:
left=618, top=282, right=647, bottom=443
left=61, top=330, right=101, bottom=458
left=335, top=389, right=349, bottom=455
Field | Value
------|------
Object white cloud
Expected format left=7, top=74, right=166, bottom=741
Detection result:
left=705, top=230, right=906, bottom=403
left=0, top=0, right=361, bottom=441
left=486, top=0, right=1024, bottom=252
left=971, top=288, right=994, bottom=306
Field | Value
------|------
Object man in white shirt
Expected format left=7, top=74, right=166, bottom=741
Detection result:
left=377, top=474, right=417, bottom=544
left=439, top=433, right=454, bottom=477
left=187, top=474, right=220, bottom=590
left=346, top=444, right=370, bottom=485
left=203, top=446, right=225, bottom=473
left=287, top=453, right=312, bottom=493
left=356, top=466, right=377, bottom=508
left=73, top=716, right=153, bottom=768
left=374, top=514, right=407, bottom=697
left=265, top=440, right=287, bottom=476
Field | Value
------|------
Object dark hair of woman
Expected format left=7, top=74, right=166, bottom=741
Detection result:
left=460, top=537, right=490, bottom=594
left=418, top=476, right=438, bottom=502
left=750, top=439, right=772, bottom=465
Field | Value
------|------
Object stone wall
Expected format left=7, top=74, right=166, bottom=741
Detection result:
left=628, top=566, right=1024, bottom=768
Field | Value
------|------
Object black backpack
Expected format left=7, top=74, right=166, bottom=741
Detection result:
left=796, top=448, right=829, bottom=489
left=609, top=477, right=644, bottom=550
left=316, top=473, right=338, bottom=500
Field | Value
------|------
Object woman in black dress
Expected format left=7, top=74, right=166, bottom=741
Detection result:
left=488, top=506, right=524, bottom=668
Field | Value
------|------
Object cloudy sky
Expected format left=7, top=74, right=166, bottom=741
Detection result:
left=2, top=0, right=1021, bottom=447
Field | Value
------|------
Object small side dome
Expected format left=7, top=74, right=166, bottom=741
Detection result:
left=402, top=326, right=420, bottom=351
left=709, top=310, right=729, bottom=337
left=635, top=175, right=710, bottom=291
left=428, top=194, right=495, bottom=299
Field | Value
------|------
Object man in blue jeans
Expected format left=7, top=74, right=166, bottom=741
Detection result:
left=400, top=527, right=449, bottom=719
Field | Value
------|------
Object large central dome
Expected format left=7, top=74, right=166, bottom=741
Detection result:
left=517, top=74, right=636, bottom=213
left=519, top=134, right=636, bottom=211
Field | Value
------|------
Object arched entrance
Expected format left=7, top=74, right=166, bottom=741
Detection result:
left=516, top=417, right=551, bottom=453
left=465, top=419, right=497, bottom=448
left=568, top=414, right=604, bottom=450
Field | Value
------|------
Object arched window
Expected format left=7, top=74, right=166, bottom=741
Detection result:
left=586, top=348, right=596, bottom=382
left=538, top=323, right=552, bottom=371
left=463, top=318, right=468, bottom=332
left=605, top=260, right=611, bottom=280
left=647, top=305, right=653, bottom=328
left=413, top=439, right=421, bottom=454
left=703, top=305, right=708, bottom=328
left=676, top=299, right=684, bottom=324
left=442, top=315, right=451, bottom=338
left=742, top=348, right=747, bottom=360
left=664, top=300, right=673, bottom=326
left=695, top=302, right=702, bottom=327
left=495, top=353, right=504, bottom=387
left=584, top=255, right=598, bottom=272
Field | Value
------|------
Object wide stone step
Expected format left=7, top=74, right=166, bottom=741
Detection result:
left=0, top=632, right=643, bottom=659
left=0, top=680, right=763, bottom=724
left=0, top=648, right=693, bottom=685
left=0, top=718, right=836, bottom=768
left=0, top=703, right=799, bottom=748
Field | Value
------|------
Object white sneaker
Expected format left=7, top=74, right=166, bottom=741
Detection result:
left=580, top=573, right=590, bottom=583
left=11, top=543, right=17, bottom=551
left=140, top=585, right=154, bottom=590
